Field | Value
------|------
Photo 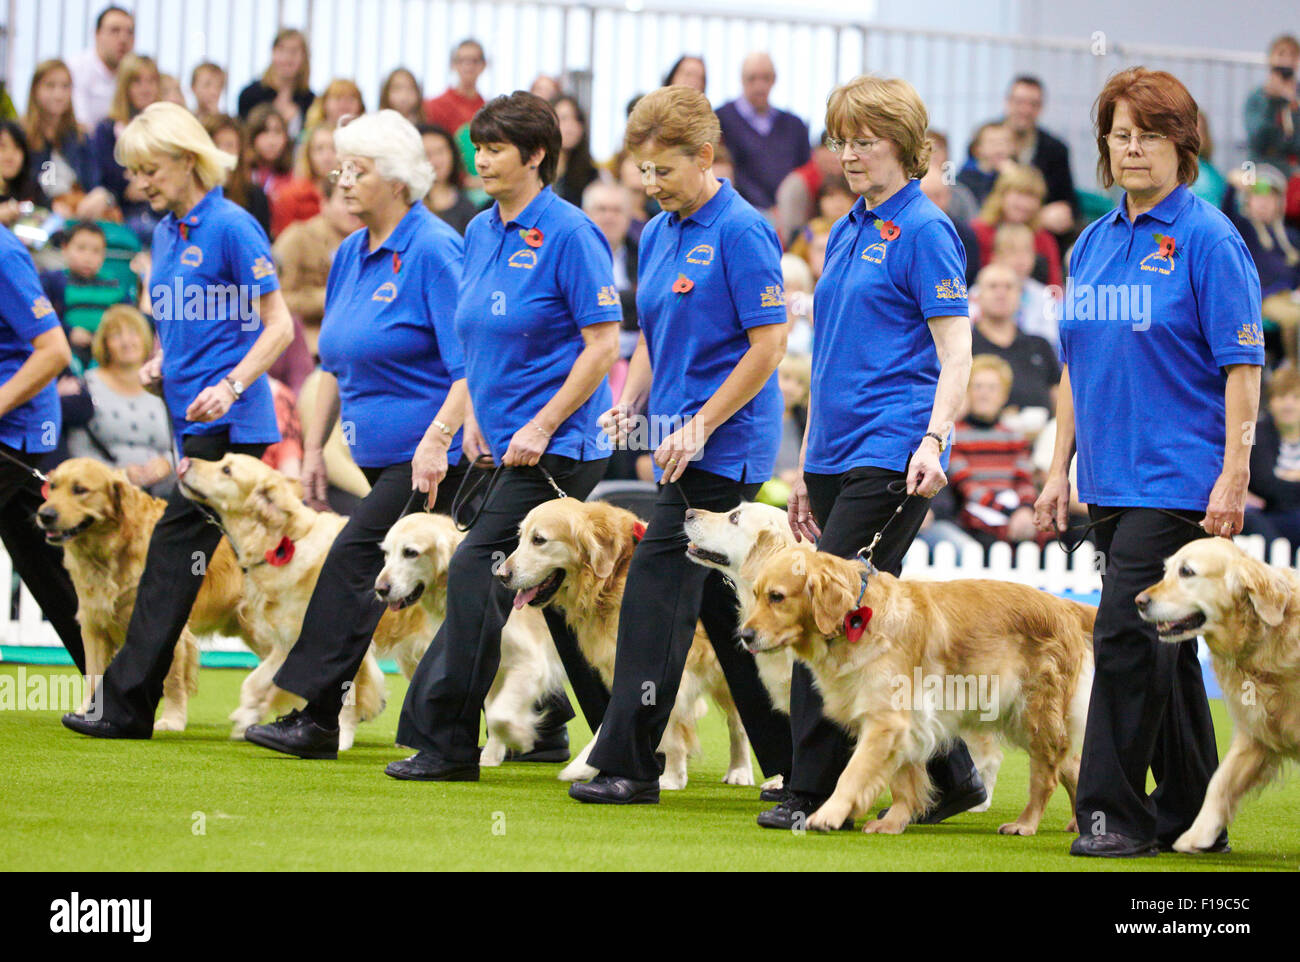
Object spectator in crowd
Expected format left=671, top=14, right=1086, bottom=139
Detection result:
left=920, top=145, right=980, bottom=287
left=1189, top=110, right=1228, bottom=206
left=529, top=74, right=563, bottom=102
left=662, top=55, right=707, bottom=92
left=261, top=376, right=303, bottom=480
left=990, top=222, right=1056, bottom=349
left=552, top=95, right=599, bottom=208
left=1224, top=163, right=1300, bottom=367
left=1244, top=34, right=1300, bottom=176
left=40, top=221, right=131, bottom=369
left=775, top=131, right=842, bottom=245
left=972, top=163, right=1063, bottom=287
left=263, top=120, right=336, bottom=237
left=420, top=124, right=478, bottom=235
left=237, top=28, right=314, bottom=138
left=926, top=129, right=980, bottom=224
left=68, top=5, right=134, bottom=130
left=158, top=74, right=186, bottom=108
left=1245, top=366, right=1300, bottom=548
left=957, top=121, right=1014, bottom=206
left=782, top=251, right=813, bottom=354
left=582, top=179, right=638, bottom=358
left=787, top=214, right=833, bottom=281
left=246, top=103, right=304, bottom=237
left=24, top=60, right=105, bottom=218
left=948, top=354, right=1041, bottom=552
left=65, top=304, right=174, bottom=496
left=715, top=53, right=810, bottom=214
left=998, top=75, right=1077, bottom=236
left=379, top=68, right=425, bottom=126
left=304, top=78, right=365, bottom=130
left=88, top=53, right=161, bottom=244
left=0, top=121, right=42, bottom=226
left=970, top=262, right=1059, bottom=417
left=190, top=62, right=227, bottom=125
left=424, top=39, right=487, bottom=137
left=815, top=174, right=855, bottom=223
left=272, top=177, right=360, bottom=357
left=611, top=147, right=657, bottom=238
left=775, top=352, right=810, bottom=485
left=202, top=114, right=271, bottom=235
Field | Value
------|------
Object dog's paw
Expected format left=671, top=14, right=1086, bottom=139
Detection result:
left=153, top=717, right=185, bottom=732
left=997, top=821, right=1038, bottom=836
left=338, top=730, right=356, bottom=753
left=559, top=761, right=598, bottom=782
left=807, top=799, right=852, bottom=832
left=480, top=739, right=507, bottom=767
left=659, top=772, right=688, bottom=791
left=862, top=816, right=907, bottom=835
left=722, top=766, right=755, bottom=787
left=1172, top=828, right=1218, bottom=853
left=760, top=774, right=784, bottom=791
left=969, top=798, right=993, bottom=813
left=1065, top=817, right=1078, bottom=833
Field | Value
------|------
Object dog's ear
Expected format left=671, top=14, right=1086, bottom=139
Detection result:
left=286, top=477, right=305, bottom=500
left=807, top=557, right=857, bottom=638
left=1239, top=560, right=1290, bottom=627
left=252, top=483, right=287, bottom=530
left=579, top=515, right=622, bottom=581
left=108, top=475, right=129, bottom=517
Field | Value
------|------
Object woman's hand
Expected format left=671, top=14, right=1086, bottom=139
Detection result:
left=654, top=417, right=709, bottom=484
left=502, top=420, right=550, bottom=467
left=300, top=446, right=329, bottom=510
left=1201, top=466, right=1249, bottom=538
left=598, top=401, right=636, bottom=445
left=461, top=410, right=492, bottom=464
left=906, top=438, right=947, bottom=498
left=787, top=474, right=821, bottom=543
left=1034, top=471, right=1072, bottom=533
left=412, top=431, right=450, bottom=508
left=185, top=380, right=237, bottom=422
left=139, top=354, right=163, bottom=395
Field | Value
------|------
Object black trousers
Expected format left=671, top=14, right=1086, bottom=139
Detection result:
left=1, top=445, right=84, bottom=673
left=395, top=454, right=610, bottom=761
left=93, top=431, right=266, bottom=731
left=1075, top=506, right=1218, bottom=845
left=792, top=465, right=979, bottom=797
left=587, top=468, right=793, bottom=782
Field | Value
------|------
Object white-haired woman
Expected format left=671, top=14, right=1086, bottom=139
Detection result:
left=62, top=102, right=294, bottom=739
left=243, top=110, right=474, bottom=758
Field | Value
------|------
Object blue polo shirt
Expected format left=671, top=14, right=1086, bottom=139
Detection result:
left=149, top=186, right=280, bottom=444
left=805, top=179, right=969, bottom=475
left=636, top=179, right=785, bottom=482
left=318, top=203, right=466, bottom=468
left=455, top=186, right=620, bottom=462
left=1061, top=184, right=1263, bottom=511
left=0, top=229, right=60, bottom=452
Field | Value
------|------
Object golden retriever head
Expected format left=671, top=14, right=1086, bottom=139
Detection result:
left=36, top=458, right=149, bottom=544
left=375, top=512, right=462, bottom=612
left=177, top=454, right=310, bottom=551
left=497, top=499, right=638, bottom=610
left=741, top=547, right=883, bottom=657
left=1137, top=538, right=1293, bottom=650
left=682, top=501, right=800, bottom=587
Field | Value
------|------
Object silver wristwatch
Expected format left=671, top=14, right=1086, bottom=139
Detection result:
left=224, top=376, right=245, bottom=401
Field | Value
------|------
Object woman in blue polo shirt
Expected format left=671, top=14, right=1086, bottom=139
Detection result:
left=569, top=85, right=793, bottom=804
left=0, top=228, right=86, bottom=673
left=62, top=102, right=293, bottom=739
left=1035, top=69, right=1263, bottom=858
left=759, top=75, right=984, bottom=832
left=241, top=110, right=479, bottom=758
left=389, top=92, right=621, bottom=781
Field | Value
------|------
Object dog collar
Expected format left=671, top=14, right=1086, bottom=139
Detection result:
left=241, top=535, right=296, bottom=571
left=843, top=566, right=873, bottom=643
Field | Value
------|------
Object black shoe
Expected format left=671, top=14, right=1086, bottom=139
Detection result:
left=760, top=784, right=791, bottom=803
left=500, top=727, right=570, bottom=763
left=1158, top=832, right=1231, bottom=854
left=568, top=773, right=660, bottom=804
left=879, top=775, right=989, bottom=825
left=1070, top=832, right=1160, bottom=858
left=756, top=792, right=854, bottom=831
left=384, top=751, right=480, bottom=782
left=244, top=708, right=339, bottom=760
left=61, top=712, right=151, bottom=739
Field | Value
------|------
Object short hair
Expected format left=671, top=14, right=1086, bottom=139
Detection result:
left=979, top=163, right=1047, bottom=225
left=1093, top=67, right=1200, bottom=190
left=825, top=75, right=931, bottom=180
left=780, top=252, right=813, bottom=292
left=95, top=5, right=132, bottom=32
left=970, top=354, right=1014, bottom=394
left=623, top=85, right=720, bottom=156
left=470, top=92, right=562, bottom=186
left=65, top=220, right=106, bottom=245
left=190, top=61, right=226, bottom=88
left=115, top=102, right=237, bottom=191
left=332, top=110, right=434, bottom=203
left=581, top=179, right=624, bottom=212
left=1268, top=34, right=1300, bottom=58
left=92, top=304, right=154, bottom=369
left=1008, top=75, right=1044, bottom=96
left=1269, top=367, right=1300, bottom=402
left=976, top=261, right=1022, bottom=289
left=452, top=39, right=485, bottom=63
left=416, top=123, right=467, bottom=189
left=108, top=53, right=159, bottom=125
left=992, top=221, right=1034, bottom=254
left=306, top=78, right=366, bottom=129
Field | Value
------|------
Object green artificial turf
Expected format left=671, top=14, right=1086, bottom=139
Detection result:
left=1, top=663, right=1295, bottom=872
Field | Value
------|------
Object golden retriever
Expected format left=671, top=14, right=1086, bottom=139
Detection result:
left=498, top=498, right=753, bottom=790
left=1136, top=537, right=1300, bottom=853
left=36, top=457, right=253, bottom=730
left=683, top=500, right=1004, bottom=807
left=375, top=511, right=565, bottom=762
left=742, top=547, right=1095, bottom=834
left=177, top=453, right=429, bottom=749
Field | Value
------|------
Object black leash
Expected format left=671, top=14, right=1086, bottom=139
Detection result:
left=853, top=478, right=915, bottom=571
left=448, top=456, right=569, bottom=532
left=1053, top=507, right=1210, bottom=555
left=0, top=445, right=48, bottom=486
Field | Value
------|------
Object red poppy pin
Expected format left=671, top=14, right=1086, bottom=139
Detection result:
left=672, top=274, right=694, bottom=294
left=1153, top=233, right=1177, bottom=259
left=265, top=536, right=295, bottom=567
left=179, top=223, right=189, bottom=241
left=393, top=252, right=402, bottom=274
left=873, top=218, right=901, bottom=241
left=844, top=605, right=873, bottom=643
left=521, top=227, right=544, bottom=248
left=632, top=520, right=647, bottom=542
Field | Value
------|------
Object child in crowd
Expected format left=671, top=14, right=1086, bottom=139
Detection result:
left=40, top=221, right=132, bottom=370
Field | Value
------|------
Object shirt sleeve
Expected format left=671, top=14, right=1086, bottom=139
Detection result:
left=0, top=244, right=60, bottom=342
left=556, top=222, right=623, bottom=328
left=724, top=221, right=788, bottom=329
left=1195, top=233, right=1265, bottom=368
left=423, top=243, right=467, bottom=381
left=906, top=218, right=970, bottom=321
left=223, top=208, right=281, bottom=297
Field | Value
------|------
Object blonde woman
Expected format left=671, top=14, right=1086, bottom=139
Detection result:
left=971, top=163, right=1062, bottom=287
left=24, top=59, right=107, bottom=218
left=87, top=53, right=160, bottom=237
left=62, top=102, right=293, bottom=740
left=304, top=79, right=365, bottom=131
left=238, top=27, right=314, bottom=137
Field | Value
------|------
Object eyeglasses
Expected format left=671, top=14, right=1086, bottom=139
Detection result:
left=1106, top=130, right=1169, bottom=150
left=826, top=137, right=884, bottom=156
left=327, top=161, right=365, bottom=186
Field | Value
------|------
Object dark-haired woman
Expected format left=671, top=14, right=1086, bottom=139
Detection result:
left=420, top=124, right=479, bottom=235
left=552, top=95, right=599, bottom=209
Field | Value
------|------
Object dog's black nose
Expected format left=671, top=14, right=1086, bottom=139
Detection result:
left=1134, top=594, right=1149, bottom=613
left=375, top=582, right=390, bottom=599
left=739, top=628, right=755, bottom=644
left=684, top=509, right=696, bottom=521
left=36, top=507, right=57, bottom=527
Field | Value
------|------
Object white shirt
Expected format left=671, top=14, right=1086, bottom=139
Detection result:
left=68, top=47, right=117, bottom=129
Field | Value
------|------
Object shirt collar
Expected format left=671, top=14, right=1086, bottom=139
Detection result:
left=848, top=178, right=921, bottom=225
left=165, top=185, right=224, bottom=231
left=491, top=185, right=558, bottom=231
left=369, top=202, right=425, bottom=255
left=670, top=178, right=734, bottom=229
left=1111, top=183, right=1193, bottom=226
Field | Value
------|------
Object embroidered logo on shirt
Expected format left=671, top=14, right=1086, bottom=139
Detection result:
left=251, top=255, right=275, bottom=279
left=760, top=285, right=785, bottom=308
left=31, top=296, right=54, bottom=319
left=1139, top=233, right=1178, bottom=275
left=1237, top=323, right=1265, bottom=347
left=860, top=242, right=887, bottom=264
left=597, top=285, right=619, bottom=307
left=372, top=282, right=398, bottom=302
left=508, top=249, right=537, bottom=270
left=686, top=244, right=715, bottom=265
left=935, top=277, right=968, bottom=300
left=180, top=245, right=203, bottom=267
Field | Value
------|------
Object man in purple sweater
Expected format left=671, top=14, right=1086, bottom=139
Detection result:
left=716, top=53, right=810, bottom=216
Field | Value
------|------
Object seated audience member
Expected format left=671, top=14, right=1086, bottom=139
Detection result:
left=273, top=177, right=360, bottom=358
left=24, top=60, right=107, bottom=219
left=926, top=129, right=980, bottom=224
left=582, top=180, right=638, bottom=360
left=529, top=74, right=563, bottom=103
left=158, top=74, right=186, bottom=107
left=305, top=78, right=365, bottom=130
left=970, top=263, right=1059, bottom=418
left=990, top=222, right=1057, bottom=349
left=202, top=113, right=271, bottom=235
left=420, top=124, right=478, bottom=235
left=774, top=131, right=842, bottom=245
left=1244, top=34, right=1300, bottom=178
left=996, top=75, right=1077, bottom=236
left=40, top=221, right=131, bottom=369
left=262, top=376, right=304, bottom=480
left=662, top=55, right=707, bottom=92
left=958, top=122, right=1014, bottom=207
left=247, top=103, right=297, bottom=230
left=553, top=95, right=600, bottom=208
left=424, top=38, right=487, bottom=178
left=972, top=164, right=1063, bottom=287
left=237, top=28, right=315, bottom=137
left=775, top=353, right=810, bottom=486
left=715, top=52, right=810, bottom=214
left=612, top=147, right=657, bottom=240
left=88, top=53, right=161, bottom=243
left=788, top=215, right=833, bottom=282
left=1224, top=164, right=1300, bottom=366
left=64, top=304, right=175, bottom=496
left=268, top=120, right=337, bottom=237
left=948, top=355, right=1042, bottom=552
left=1190, top=110, right=1228, bottom=206
left=815, top=174, right=855, bottom=224
left=781, top=252, right=813, bottom=355
left=190, top=61, right=227, bottom=125
left=379, top=68, right=424, bottom=127
left=0, top=120, right=43, bottom=226
left=1246, top=367, right=1300, bottom=551
left=68, top=5, right=134, bottom=130
left=711, top=141, right=736, bottom=183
